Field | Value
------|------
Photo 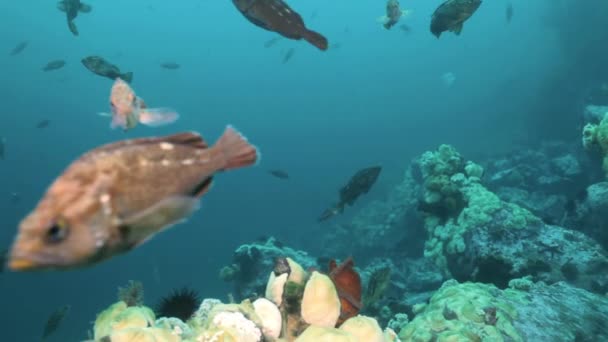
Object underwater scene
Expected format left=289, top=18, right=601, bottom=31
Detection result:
left=1, top=0, right=608, bottom=341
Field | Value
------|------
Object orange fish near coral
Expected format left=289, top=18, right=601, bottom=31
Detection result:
left=329, top=257, right=362, bottom=325
left=100, top=78, right=179, bottom=131
left=7, top=126, right=259, bottom=271
left=232, top=0, right=328, bottom=51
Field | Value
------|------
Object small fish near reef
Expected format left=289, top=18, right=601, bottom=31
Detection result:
left=505, top=2, right=513, bottom=23
left=7, top=126, right=259, bottom=271
left=232, top=0, right=328, bottom=51
left=318, top=166, right=382, bottom=221
left=42, top=305, right=70, bottom=339
left=9, top=41, right=28, bottom=56
left=160, top=62, right=180, bottom=70
left=268, top=169, right=289, bottom=179
left=82, top=56, right=133, bottom=83
left=99, top=78, right=179, bottom=131
left=379, top=0, right=410, bottom=30
left=0, top=137, right=5, bottom=160
left=430, top=0, right=482, bottom=38
left=42, top=60, right=66, bottom=72
left=57, top=0, right=92, bottom=36
left=37, top=119, right=51, bottom=128
left=282, top=48, right=295, bottom=64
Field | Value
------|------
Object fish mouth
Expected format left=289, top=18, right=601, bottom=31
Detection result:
left=7, top=249, right=71, bottom=271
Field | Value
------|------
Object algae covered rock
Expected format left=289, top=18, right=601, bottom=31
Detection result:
left=398, top=280, right=608, bottom=341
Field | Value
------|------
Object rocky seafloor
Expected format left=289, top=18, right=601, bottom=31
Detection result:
left=89, top=103, right=608, bottom=341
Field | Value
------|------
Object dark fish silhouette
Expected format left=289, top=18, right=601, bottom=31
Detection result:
left=0, top=249, right=7, bottom=272
left=506, top=2, right=513, bottom=23
left=282, top=48, right=295, bottom=64
left=0, top=137, right=5, bottom=160
left=57, top=0, right=92, bottom=36
left=268, top=169, right=289, bottom=179
left=42, top=60, right=66, bottom=72
left=36, top=120, right=51, bottom=128
left=430, top=0, right=482, bottom=38
left=81, top=56, right=133, bottom=83
left=9, top=41, right=28, bottom=56
left=264, top=36, right=283, bottom=48
left=399, top=24, right=411, bottom=33
left=232, top=0, right=328, bottom=51
left=318, top=166, right=382, bottom=221
left=42, top=305, right=70, bottom=339
left=160, top=62, right=180, bottom=70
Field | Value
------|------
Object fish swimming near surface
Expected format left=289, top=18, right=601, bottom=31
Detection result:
left=42, top=305, right=70, bottom=339
left=99, top=78, right=179, bottom=131
left=81, top=56, right=133, bottom=83
left=430, top=0, right=482, bottom=38
left=378, top=1, right=411, bottom=30
left=282, top=48, right=295, bottom=64
left=318, top=166, right=382, bottom=221
left=399, top=23, right=411, bottom=33
left=42, top=60, right=66, bottom=72
left=232, top=0, right=328, bottom=51
left=9, top=41, right=28, bottom=56
left=506, top=2, right=513, bottom=23
left=37, top=119, right=51, bottom=128
left=7, top=126, right=259, bottom=271
left=431, top=0, right=481, bottom=38
left=57, top=0, right=92, bottom=36
left=160, top=62, right=180, bottom=70
left=268, top=169, right=289, bottom=179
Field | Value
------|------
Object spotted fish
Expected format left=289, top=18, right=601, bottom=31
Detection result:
left=7, top=127, right=259, bottom=271
left=232, top=0, right=328, bottom=50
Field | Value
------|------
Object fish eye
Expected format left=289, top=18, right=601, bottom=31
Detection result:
left=46, top=220, right=69, bottom=244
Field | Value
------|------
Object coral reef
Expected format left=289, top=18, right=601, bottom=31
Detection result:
left=91, top=258, right=395, bottom=342
left=219, top=237, right=317, bottom=300
left=416, top=145, right=608, bottom=293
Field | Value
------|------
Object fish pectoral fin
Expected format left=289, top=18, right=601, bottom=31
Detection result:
left=375, top=15, right=388, bottom=24
left=97, top=112, right=112, bottom=117
left=57, top=2, right=66, bottom=12
left=451, top=23, right=463, bottom=35
left=121, top=196, right=200, bottom=245
left=79, top=3, right=92, bottom=13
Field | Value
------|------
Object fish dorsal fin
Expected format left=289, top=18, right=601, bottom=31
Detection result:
left=89, top=132, right=208, bottom=157
left=57, top=1, right=66, bottom=12
left=452, top=23, right=463, bottom=35
left=163, top=132, right=208, bottom=149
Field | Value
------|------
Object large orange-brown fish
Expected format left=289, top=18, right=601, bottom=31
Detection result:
left=232, top=0, right=328, bottom=51
left=7, top=126, right=259, bottom=271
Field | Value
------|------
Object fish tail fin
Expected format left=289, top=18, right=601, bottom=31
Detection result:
left=139, top=108, right=179, bottom=127
left=121, top=72, right=133, bottom=83
left=302, top=29, right=328, bottom=51
left=214, top=125, right=260, bottom=171
left=67, top=20, right=79, bottom=36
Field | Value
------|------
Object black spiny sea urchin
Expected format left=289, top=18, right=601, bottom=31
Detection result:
left=156, top=287, right=201, bottom=322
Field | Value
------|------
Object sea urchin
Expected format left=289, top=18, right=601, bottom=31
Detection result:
left=156, top=287, right=201, bottom=322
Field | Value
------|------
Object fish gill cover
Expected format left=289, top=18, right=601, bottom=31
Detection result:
left=0, top=0, right=608, bottom=340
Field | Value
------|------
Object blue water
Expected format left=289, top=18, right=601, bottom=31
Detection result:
left=0, top=0, right=601, bottom=340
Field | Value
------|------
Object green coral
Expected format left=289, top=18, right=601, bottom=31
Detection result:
left=419, top=145, right=540, bottom=274
left=398, top=281, right=524, bottom=342
left=582, top=112, right=608, bottom=176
